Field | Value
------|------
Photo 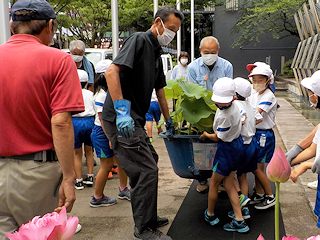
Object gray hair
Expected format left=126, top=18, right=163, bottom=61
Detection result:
left=199, top=36, right=220, bottom=49
left=69, top=40, right=86, bottom=52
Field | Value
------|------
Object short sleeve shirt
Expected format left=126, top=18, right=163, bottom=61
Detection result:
left=94, top=89, right=107, bottom=126
left=234, top=100, right=256, bottom=144
left=102, top=30, right=166, bottom=127
left=249, top=89, right=277, bottom=129
left=0, top=34, right=84, bottom=156
left=73, top=89, right=95, bottom=117
left=213, top=103, right=242, bottom=142
left=187, top=56, right=233, bottom=91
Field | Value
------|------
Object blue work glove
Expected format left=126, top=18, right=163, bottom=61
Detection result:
left=312, top=159, right=320, bottom=174
left=165, top=118, right=175, bottom=140
left=113, top=99, right=135, bottom=138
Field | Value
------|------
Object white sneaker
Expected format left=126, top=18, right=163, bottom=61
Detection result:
left=307, top=180, right=318, bottom=190
left=75, top=224, right=82, bottom=234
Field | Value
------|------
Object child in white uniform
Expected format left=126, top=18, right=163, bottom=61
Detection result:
left=90, top=60, right=130, bottom=207
left=289, top=72, right=320, bottom=228
left=73, top=70, right=95, bottom=190
left=200, top=77, right=249, bottom=233
left=248, top=65, right=277, bottom=210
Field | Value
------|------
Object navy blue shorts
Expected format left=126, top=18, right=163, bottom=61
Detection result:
left=237, top=136, right=258, bottom=176
left=91, top=125, right=114, bottom=158
left=212, top=135, right=243, bottom=176
left=255, top=129, right=275, bottom=164
left=72, top=117, right=94, bottom=149
left=145, top=102, right=161, bottom=122
left=314, top=175, right=320, bottom=227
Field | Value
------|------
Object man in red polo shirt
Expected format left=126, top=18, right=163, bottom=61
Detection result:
left=0, top=0, right=84, bottom=237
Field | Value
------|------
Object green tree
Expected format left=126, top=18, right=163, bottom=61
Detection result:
left=231, top=0, right=305, bottom=47
left=48, top=0, right=111, bottom=48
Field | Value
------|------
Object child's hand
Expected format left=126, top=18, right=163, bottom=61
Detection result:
left=200, top=131, right=208, bottom=140
left=290, top=163, right=309, bottom=183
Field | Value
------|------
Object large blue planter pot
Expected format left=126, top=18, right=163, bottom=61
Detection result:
left=159, top=133, right=217, bottom=179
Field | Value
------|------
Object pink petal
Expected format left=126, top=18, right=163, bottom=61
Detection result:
left=47, top=225, right=64, bottom=240
left=267, top=147, right=291, bottom=183
left=6, top=232, right=25, bottom=240
left=282, top=236, right=300, bottom=240
left=306, top=236, right=320, bottom=240
left=58, top=206, right=67, bottom=227
left=61, top=216, right=79, bottom=240
left=257, top=234, right=265, bottom=240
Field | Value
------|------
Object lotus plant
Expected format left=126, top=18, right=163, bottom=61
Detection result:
left=6, top=207, right=78, bottom=240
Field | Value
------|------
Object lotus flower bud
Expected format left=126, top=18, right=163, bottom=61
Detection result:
left=266, top=147, right=291, bottom=183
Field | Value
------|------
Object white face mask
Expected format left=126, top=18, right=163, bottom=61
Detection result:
left=201, top=54, right=218, bottom=66
left=180, top=59, right=188, bottom=65
left=253, top=83, right=267, bottom=93
left=156, top=19, right=176, bottom=46
left=72, top=54, right=83, bottom=63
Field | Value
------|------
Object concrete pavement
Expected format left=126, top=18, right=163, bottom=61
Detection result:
left=71, top=96, right=320, bottom=239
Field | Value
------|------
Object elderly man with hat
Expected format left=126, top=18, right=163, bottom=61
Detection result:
left=0, top=0, right=84, bottom=237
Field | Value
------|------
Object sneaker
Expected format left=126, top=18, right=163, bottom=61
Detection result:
left=89, top=195, right=117, bottom=207
left=223, top=218, right=249, bottom=233
left=133, top=226, right=172, bottom=240
left=204, top=209, right=220, bottom=226
left=157, top=216, right=169, bottom=228
left=254, top=195, right=276, bottom=210
left=75, top=223, right=82, bottom=234
left=108, top=172, right=113, bottom=179
left=239, top=194, right=251, bottom=208
left=196, top=180, right=209, bottom=193
left=118, top=187, right=131, bottom=201
left=228, top=207, right=251, bottom=220
left=75, top=180, right=84, bottom=190
left=249, top=191, right=264, bottom=204
left=111, top=166, right=118, bottom=174
left=307, top=180, right=318, bottom=190
left=83, top=176, right=93, bottom=187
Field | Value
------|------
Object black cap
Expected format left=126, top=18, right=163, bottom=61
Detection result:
left=12, top=0, right=56, bottom=21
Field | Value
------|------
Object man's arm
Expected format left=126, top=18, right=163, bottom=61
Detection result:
left=156, top=88, right=170, bottom=121
left=105, top=64, right=125, bottom=101
left=187, top=64, right=198, bottom=84
left=51, top=112, right=76, bottom=213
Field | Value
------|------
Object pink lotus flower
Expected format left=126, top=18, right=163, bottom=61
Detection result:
left=204, top=74, right=208, bottom=81
left=257, top=234, right=265, bottom=240
left=6, top=207, right=78, bottom=240
left=266, top=147, right=291, bottom=183
left=283, top=236, right=300, bottom=240
left=306, top=236, right=320, bottom=240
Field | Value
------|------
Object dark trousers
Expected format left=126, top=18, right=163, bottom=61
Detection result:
left=103, top=120, right=159, bottom=233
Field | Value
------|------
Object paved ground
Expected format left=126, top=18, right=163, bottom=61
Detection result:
left=70, top=96, right=320, bottom=240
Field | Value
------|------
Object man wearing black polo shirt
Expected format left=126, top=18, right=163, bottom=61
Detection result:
left=102, top=5, right=183, bottom=240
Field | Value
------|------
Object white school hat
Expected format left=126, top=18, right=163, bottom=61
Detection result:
left=310, top=71, right=320, bottom=96
left=301, top=77, right=314, bottom=92
left=247, top=62, right=274, bottom=84
left=248, top=65, right=273, bottom=80
left=77, top=69, right=88, bottom=82
left=211, top=77, right=235, bottom=103
left=234, top=77, right=252, bottom=98
left=95, top=59, right=113, bottom=74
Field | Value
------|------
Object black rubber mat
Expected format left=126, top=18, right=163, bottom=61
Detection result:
left=167, top=174, right=285, bottom=240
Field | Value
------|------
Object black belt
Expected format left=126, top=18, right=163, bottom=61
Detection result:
left=1, top=150, right=58, bottom=162
left=256, top=128, right=273, bottom=131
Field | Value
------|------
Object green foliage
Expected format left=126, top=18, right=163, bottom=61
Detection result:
left=163, top=79, right=216, bottom=134
left=282, top=59, right=294, bottom=76
left=48, top=0, right=111, bottom=47
left=231, top=0, right=304, bottom=47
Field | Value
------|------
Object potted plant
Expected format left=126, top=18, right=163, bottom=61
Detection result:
left=158, top=79, right=218, bottom=179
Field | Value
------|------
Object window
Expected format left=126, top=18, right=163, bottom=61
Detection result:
left=226, top=0, right=238, bottom=11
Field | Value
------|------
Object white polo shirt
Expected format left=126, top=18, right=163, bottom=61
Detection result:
left=93, top=89, right=107, bottom=127
left=213, top=103, right=242, bottom=142
left=73, top=89, right=95, bottom=117
left=234, top=100, right=256, bottom=144
left=249, top=88, right=277, bottom=129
